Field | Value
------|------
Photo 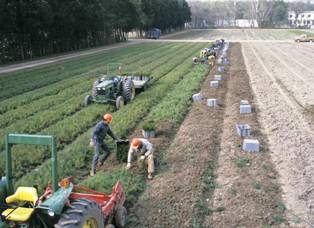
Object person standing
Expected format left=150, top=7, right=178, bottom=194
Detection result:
left=90, top=113, right=118, bottom=176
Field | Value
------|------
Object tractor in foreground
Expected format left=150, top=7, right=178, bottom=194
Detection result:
left=0, top=134, right=127, bottom=228
left=84, top=63, right=152, bottom=110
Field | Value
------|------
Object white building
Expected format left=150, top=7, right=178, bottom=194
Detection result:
left=236, top=19, right=258, bottom=28
left=289, top=11, right=314, bottom=28
left=215, top=19, right=258, bottom=28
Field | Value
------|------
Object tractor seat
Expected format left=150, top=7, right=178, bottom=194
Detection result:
left=1, top=187, right=38, bottom=222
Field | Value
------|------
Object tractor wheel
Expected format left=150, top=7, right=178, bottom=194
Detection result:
left=114, top=206, right=127, bottom=228
left=92, top=79, right=100, bottom=97
left=54, top=199, right=104, bottom=228
left=115, top=96, right=125, bottom=110
left=84, top=95, right=92, bottom=106
left=122, top=79, right=135, bottom=103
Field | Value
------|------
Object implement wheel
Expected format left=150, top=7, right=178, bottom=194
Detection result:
left=114, top=206, right=127, bottom=228
left=92, top=79, right=100, bottom=97
left=115, top=96, right=125, bottom=110
left=55, top=199, right=104, bottom=228
left=122, top=79, right=135, bottom=103
left=84, top=95, right=92, bottom=106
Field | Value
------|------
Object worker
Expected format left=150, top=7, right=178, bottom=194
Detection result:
left=118, top=66, right=122, bottom=75
left=126, top=138, right=154, bottom=180
left=200, top=49, right=207, bottom=58
left=192, top=56, right=198, bottom=64
left=208, top=55, right=216, bottom=66
left=90, top=113, right=119, bottom=176
left=199, top=50, right=204, bottom=58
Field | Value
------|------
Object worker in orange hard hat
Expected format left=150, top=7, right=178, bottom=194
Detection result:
left=126, top=138, right=155, bottom=180
left=89, top=113, right=119, bottom=176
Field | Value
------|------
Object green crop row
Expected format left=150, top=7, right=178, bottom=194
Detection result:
left=0, top=43, right=185, bottom=142
left=0, top=94, right=88, bottom=151
left=5, top=105, right=114, bottom=178
left=81, top=59, right=210, bottom=205
left=144, top=64, right=209, bottom=126
left=0, top=43, right=176, bottom=114
left=0, top=44, right=158, bottom=110
left=0, top=44, right=183, bottom=127
left=0, top=76, right=89, bottom=114
left=0, top=80, right=90, bottom=128
left=0, top=43, right=193, bottom=179
left=0, top=43, right=167, bottom=100
left=15, top=43, right=204, bottom=191
left=0, top=43, right=161, bottom=89
left=82, top=167, right=145, bottom=205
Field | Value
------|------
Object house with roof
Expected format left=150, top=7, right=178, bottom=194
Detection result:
left=289, top=11, right=314, bottom=28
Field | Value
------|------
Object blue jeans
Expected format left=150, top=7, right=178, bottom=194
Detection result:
left=92, top=143, right=110, bottom=172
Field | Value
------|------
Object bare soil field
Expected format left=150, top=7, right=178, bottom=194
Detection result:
left=242, top=42, right=314, bottom=226
left=163, top=29, right=304, bottom=41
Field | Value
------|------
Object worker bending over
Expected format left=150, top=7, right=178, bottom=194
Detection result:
left=90, top=113, right=119, bottom=176
left=208, top=55, right=216, bottom=66
left=126, top=138, right=154, bottom=180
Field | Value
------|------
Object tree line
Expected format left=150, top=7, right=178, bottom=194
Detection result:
left=0, top=0, right=191, bottom=63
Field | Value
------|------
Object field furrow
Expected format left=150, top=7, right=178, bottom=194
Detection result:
left=242, top=42, right=314, bottom=225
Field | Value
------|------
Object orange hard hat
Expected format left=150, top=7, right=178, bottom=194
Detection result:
left=103, top=114, right=113, bottom=123
left=131, top=138, right=141, bottom=149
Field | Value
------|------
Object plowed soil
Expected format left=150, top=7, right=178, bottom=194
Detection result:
left=208, top=43, right=287, bottom=227
left=242, top=42, right=314, bottom=226
left=163, top=29, right=299, bottom=41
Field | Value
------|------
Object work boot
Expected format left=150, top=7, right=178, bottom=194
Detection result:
left=98, top=161, right=104, bottom=168
left=147, top=173, right=153, bottom=180
left=90, top=170, right=96, bottom=177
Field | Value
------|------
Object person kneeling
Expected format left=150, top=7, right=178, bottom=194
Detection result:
left=126, top=138, right=154, bottom=180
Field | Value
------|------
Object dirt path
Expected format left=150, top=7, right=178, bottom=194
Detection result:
left=242, top=42, right=314, bottom=227
left=127, top=50, right=230, bottom=227
left=0, top=41, right=140, bottom=75
left=207, top=43, right=287, bottom=227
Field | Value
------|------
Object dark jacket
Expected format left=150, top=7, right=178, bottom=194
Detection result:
left=92, top=121, right=117, bottom=143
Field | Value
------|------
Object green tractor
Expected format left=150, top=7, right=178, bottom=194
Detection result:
left=84, top=63, right=152, bottom=110
left=0, top=134, right=127, bottom=228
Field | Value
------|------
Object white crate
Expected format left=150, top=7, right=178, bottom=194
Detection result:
left=216, top=58, right=223, bottom=64
left=223, top=58, right=229, bottom=65
left=242, top=139, right=260, bottom=152
left=207, top=99, right=218, bottom=107
left=240, top=100, right=249, bottom=105
left=240, top=104, right=252, bottom=114
left=214, top=75, right=222, bottom=81
left=236, top=124, right=251, bottom=137
left=217, top=66, right=225, bottom=73
left=210, top=80, right=219, bottom=88
left=192, top=93, right=203, bottom=102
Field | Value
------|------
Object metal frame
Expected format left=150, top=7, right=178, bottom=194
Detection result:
left=5, top=134, right=58, bottom=194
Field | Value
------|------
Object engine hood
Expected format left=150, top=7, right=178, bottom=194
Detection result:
left=96, top=80, right=116, bottom=89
